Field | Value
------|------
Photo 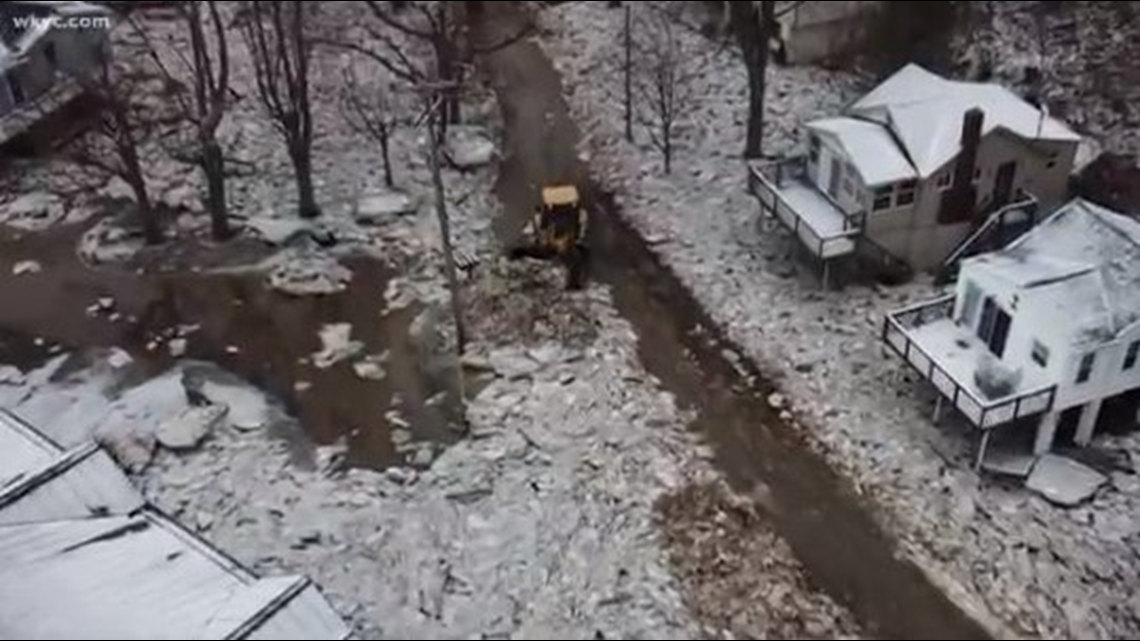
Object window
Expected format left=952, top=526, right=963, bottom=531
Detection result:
left=843, top=176, right=855, bottom=197
left=1125, top=341, right=1140, bottom=371
left=1032, top=340, right=1050, bottom=367
left=973, top=167, right=982, bottom=182
left=937, top=171, right=953, bottom=190
left=872, top=186, right=892, bottom=211
left=1077, top=352, right=1096, bottom=384
left=44, top=42, right=58, bottom=68
left=808, top=135, right=820, bottom=164
left=896, top=180, right=917, bottom=206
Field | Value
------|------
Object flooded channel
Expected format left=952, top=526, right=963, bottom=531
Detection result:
left=0, top=223, right=462, bottom=469
left=476, top=3, right=989, bottom=639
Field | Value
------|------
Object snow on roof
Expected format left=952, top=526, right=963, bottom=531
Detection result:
left=808, top=117, right=916, bottom=186
left=968, top=199, right=1140, bottom=347
left=848, top=64, right=1080, bottom=178
left=0, top=411, right=59, bottom=488
left=0, top=410, right=350, bottom=640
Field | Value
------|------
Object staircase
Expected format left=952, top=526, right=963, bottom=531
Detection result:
left=938, top=195, right=1040, bottom=284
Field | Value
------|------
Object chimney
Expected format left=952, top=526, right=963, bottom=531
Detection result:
left=938, top=108, right=983, bottom=224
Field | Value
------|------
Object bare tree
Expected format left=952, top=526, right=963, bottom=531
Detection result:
left=136, top=1, right=234, bottom=240
left=70, top=50, right=163, bottom=245
left=730, top=0, right=775, bottom=159
left=240, top=0, right=319, bottom=218
left=632, top=6, right=701, bottom=174
left=321, top=1, right=529, bottom=128
left=339, top=62, right=402, bottom=188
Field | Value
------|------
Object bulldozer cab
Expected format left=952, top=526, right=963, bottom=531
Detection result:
left=536, top=185, right=586, bottom=254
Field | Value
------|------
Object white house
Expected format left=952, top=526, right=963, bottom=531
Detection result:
left=749, top=64, right=1082, bottom=280
left=0, top=1, right=112, bottom=144
left=883, top=199, right=1140, bottom=467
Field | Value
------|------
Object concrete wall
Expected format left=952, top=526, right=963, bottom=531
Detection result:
left=1056, top=321, right=1140, bottom=410
left=780, top=1, right=885, bottom=65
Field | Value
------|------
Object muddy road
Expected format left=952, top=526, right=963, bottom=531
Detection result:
left=475, top=4, right=989, bottom=639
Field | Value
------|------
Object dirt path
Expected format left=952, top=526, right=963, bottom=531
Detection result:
left=475, top=4, right=989, bottom=639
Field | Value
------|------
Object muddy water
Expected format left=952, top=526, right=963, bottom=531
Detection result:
left=0, top=224, right=461, bottom=469
left=476, top=4, right=989, bottom=640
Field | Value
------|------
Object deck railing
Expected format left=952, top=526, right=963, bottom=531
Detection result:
left=883, top=295, right=1057, bottom=429
left=747, top=158, right=864, bottom=259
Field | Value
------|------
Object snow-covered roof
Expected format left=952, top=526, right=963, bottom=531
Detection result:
left=0, top=409, right=350, bottom=641
left=966, top=199, right=1140, bottom=348
left=848, top=64, right=1080, bottom=178
left=808, top=117, right=916, bottom=186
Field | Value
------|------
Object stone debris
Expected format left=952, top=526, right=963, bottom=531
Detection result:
left=156, top=404, right=229, bottom=451
left=12, top=260, right=42, bottom=276
left=108, top=348, right=134, bottom=369
left=313, top=323, right=364, bottom=369
left=0, top=365, right=24, bottom=386
left=445, top=126, right=497, bottom=168
left=266, top=251, right=353, bottom=297
left=1027, top=454, right=1109, bottom=507
left=168, top=338, right=188, bottom=358
left=353, top=354, right=387, bottom=381
left=355, top=189, right=416, bottom=224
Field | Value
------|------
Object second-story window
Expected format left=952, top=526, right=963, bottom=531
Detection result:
left=1125, top=340, right=1140, bottom=371
left=809, top=135, right=820, bottom=165
left=1077, top=352, right=1096, bottom=384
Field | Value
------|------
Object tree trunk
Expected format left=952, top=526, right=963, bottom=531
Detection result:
left=380, top=129, right=394, bottom=187
left=291, top=144, right=320, bottom=218
left=663, top=124, right=672, bottom=174
left=202, top=139, right=231, bottom=240
left=128, top=169, right=161, bottom=245
left=732, top=1, right=771, bottom=159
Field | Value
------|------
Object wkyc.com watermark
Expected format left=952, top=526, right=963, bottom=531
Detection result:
left=11, top=13, right=113, bottom=31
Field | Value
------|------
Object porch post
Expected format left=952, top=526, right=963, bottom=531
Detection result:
left=1034, top=410, right=1061, bottom=455
left=822, top=260, right=830, bottom=289
left=933, top=395, right=945, bottom=424
left=1075, top=398, right=1104, bottom=446
left=974, top=429, right=992, bottom=471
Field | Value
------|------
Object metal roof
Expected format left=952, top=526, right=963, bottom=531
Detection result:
left=0, top=409, right=350, bottom=640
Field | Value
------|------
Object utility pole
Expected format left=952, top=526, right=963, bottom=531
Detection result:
left=423, top=93, right=467, bottom=357
left=624, top=2, right=633, bottom=142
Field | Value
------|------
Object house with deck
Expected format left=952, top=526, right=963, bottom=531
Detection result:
left=0, top=1, right=112, bottom=145
left=749, top=63, right=1081, bottom=282
left=883, top=199, right=1140, bottom=468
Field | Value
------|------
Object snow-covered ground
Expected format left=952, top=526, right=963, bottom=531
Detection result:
left=537, top=2, right=1140, bottom=638
left=0, top=3, right=868, bottom=639
left=956, top=0, right=1140, bottom=158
